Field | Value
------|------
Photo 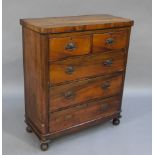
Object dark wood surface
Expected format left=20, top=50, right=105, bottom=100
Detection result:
left=20, top=14, right=133, bottom=33
left=22, top=28, right=49, bottom=134
left=49, top=95, right=120, bottom=132
left=93, top=30, right=128, bottom=52
left=49, top=74, right=123, bottom=112
left=49, top=35, right=91, bottom=61
left=26, top=110, right=120, bottom=140
left=21, top=15, right=133, bottom=149
left=49, top=50, right=125, bottom=85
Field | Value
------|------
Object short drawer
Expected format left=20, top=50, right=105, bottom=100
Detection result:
left=49, top=96, right=120, bottom=133
left=49, top=35, right=91, bottom=61
left=49, top=50, right=125, bottom=85
left=93, top=30, right=128, bottom=52
left=49, top=74, right=123, bottom=112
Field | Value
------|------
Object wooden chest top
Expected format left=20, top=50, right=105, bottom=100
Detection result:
left=20, top=14, right=133, bottom=33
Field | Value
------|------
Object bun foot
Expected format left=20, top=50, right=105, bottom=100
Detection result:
left=112, top=118, right=120, bottom=126
left=26, top=126, right=32, bottom=133
left=40, top=143, right=49, bottom=151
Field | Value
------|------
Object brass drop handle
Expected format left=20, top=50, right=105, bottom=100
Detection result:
left=103, top=60, right=113, bottom=66
left=64, top=91, right=74, bottom=99
left=101, top=103, right=109, bottom=112
left=105, top=38, right=114, bottom=44
left=101, top=82, right=110, bottom=89
left=65, top=42, right=76, bottom=51
left=65, top=66, right=74, bottom=74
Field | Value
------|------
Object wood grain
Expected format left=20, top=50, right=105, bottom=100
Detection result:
left=22, top=27, right=49, bottom=134
left=49, top=50, right=125, bottom=85
left=49, top=95, right=120, bottom=132
left=20, top=15, right=133, bottom=145
left=93, top=30, right=128, bottom=52
left=49, top=35, right=91, bottom=61
left=49, top=74, right=123, bottom=112
left=20, top=14, right=134, bottom=33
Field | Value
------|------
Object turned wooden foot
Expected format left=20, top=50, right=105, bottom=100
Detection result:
left=118, top=113, right=122, bottom=118
left=112, top=118, right=120, bottom=126
left=26, top=126, right=32, bottom=133
left=40, top=143, right=49, bottom=151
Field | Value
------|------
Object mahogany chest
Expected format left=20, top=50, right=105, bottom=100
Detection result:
left=20, top=14, right=134, bottom=151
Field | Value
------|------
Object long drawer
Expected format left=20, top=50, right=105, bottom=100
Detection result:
left=49, top=50, right=125, bottom=85
left=49, top=96, right=121, bottom=133
left=49, top=74, right=123, bottom=112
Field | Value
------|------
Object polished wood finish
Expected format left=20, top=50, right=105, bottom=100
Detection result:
left=49, top=50, right=125, bottom=85
left=20, top=14, right=133, bottom=150
left=22, top=28, right=48, bottom=134
left=93, top=30, right=128, bottom=52
left=49, top=96, right=120, bottom=132
left=49, top=74, right=123, bottom=112
left=20, top=14, right=133, bottom=34
left=49, top=35, right=91, bottom=61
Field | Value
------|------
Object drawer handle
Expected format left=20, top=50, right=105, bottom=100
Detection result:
left=65, top=42, right=76, bottom=51
left=101, top=103, right=109, bottom=112
left=65, top=66, right=74, bottom=74
left=64, top=91, right=74, bottom=99
left=106, top=38, right=114, bottom=44
left=101, top=82, right=110, bottom=89
left=103, top=60, right=113, bottom=66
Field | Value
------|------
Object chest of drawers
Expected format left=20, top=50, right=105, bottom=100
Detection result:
left=20, top=14, right=133, bottom=151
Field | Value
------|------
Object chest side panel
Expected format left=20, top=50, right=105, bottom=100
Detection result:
left=22, top=27, right=49, bottom=134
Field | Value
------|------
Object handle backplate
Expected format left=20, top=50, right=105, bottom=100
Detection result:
left=65, top=66, right=74, bottom=74
left=101, top=103, right=109, bottom=112
left=64, top=91, right=74, bottom=99
left=103, top=60, right=113, bottom=66
left=65, top=42, right=76, bottom=51
left=105, top=38, right=114, bottom=44
left=101, top=82, right=110, bottom=90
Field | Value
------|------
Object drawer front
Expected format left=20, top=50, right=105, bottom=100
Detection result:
left=49, top=35, right=91, bottom=61
left=49, top=50, right=125, bottom=85
left=49, top=96, right=120, bottom=132
left=49, top=74, right=123, bottom=112
left=93, top=30, right=128, bottom=52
